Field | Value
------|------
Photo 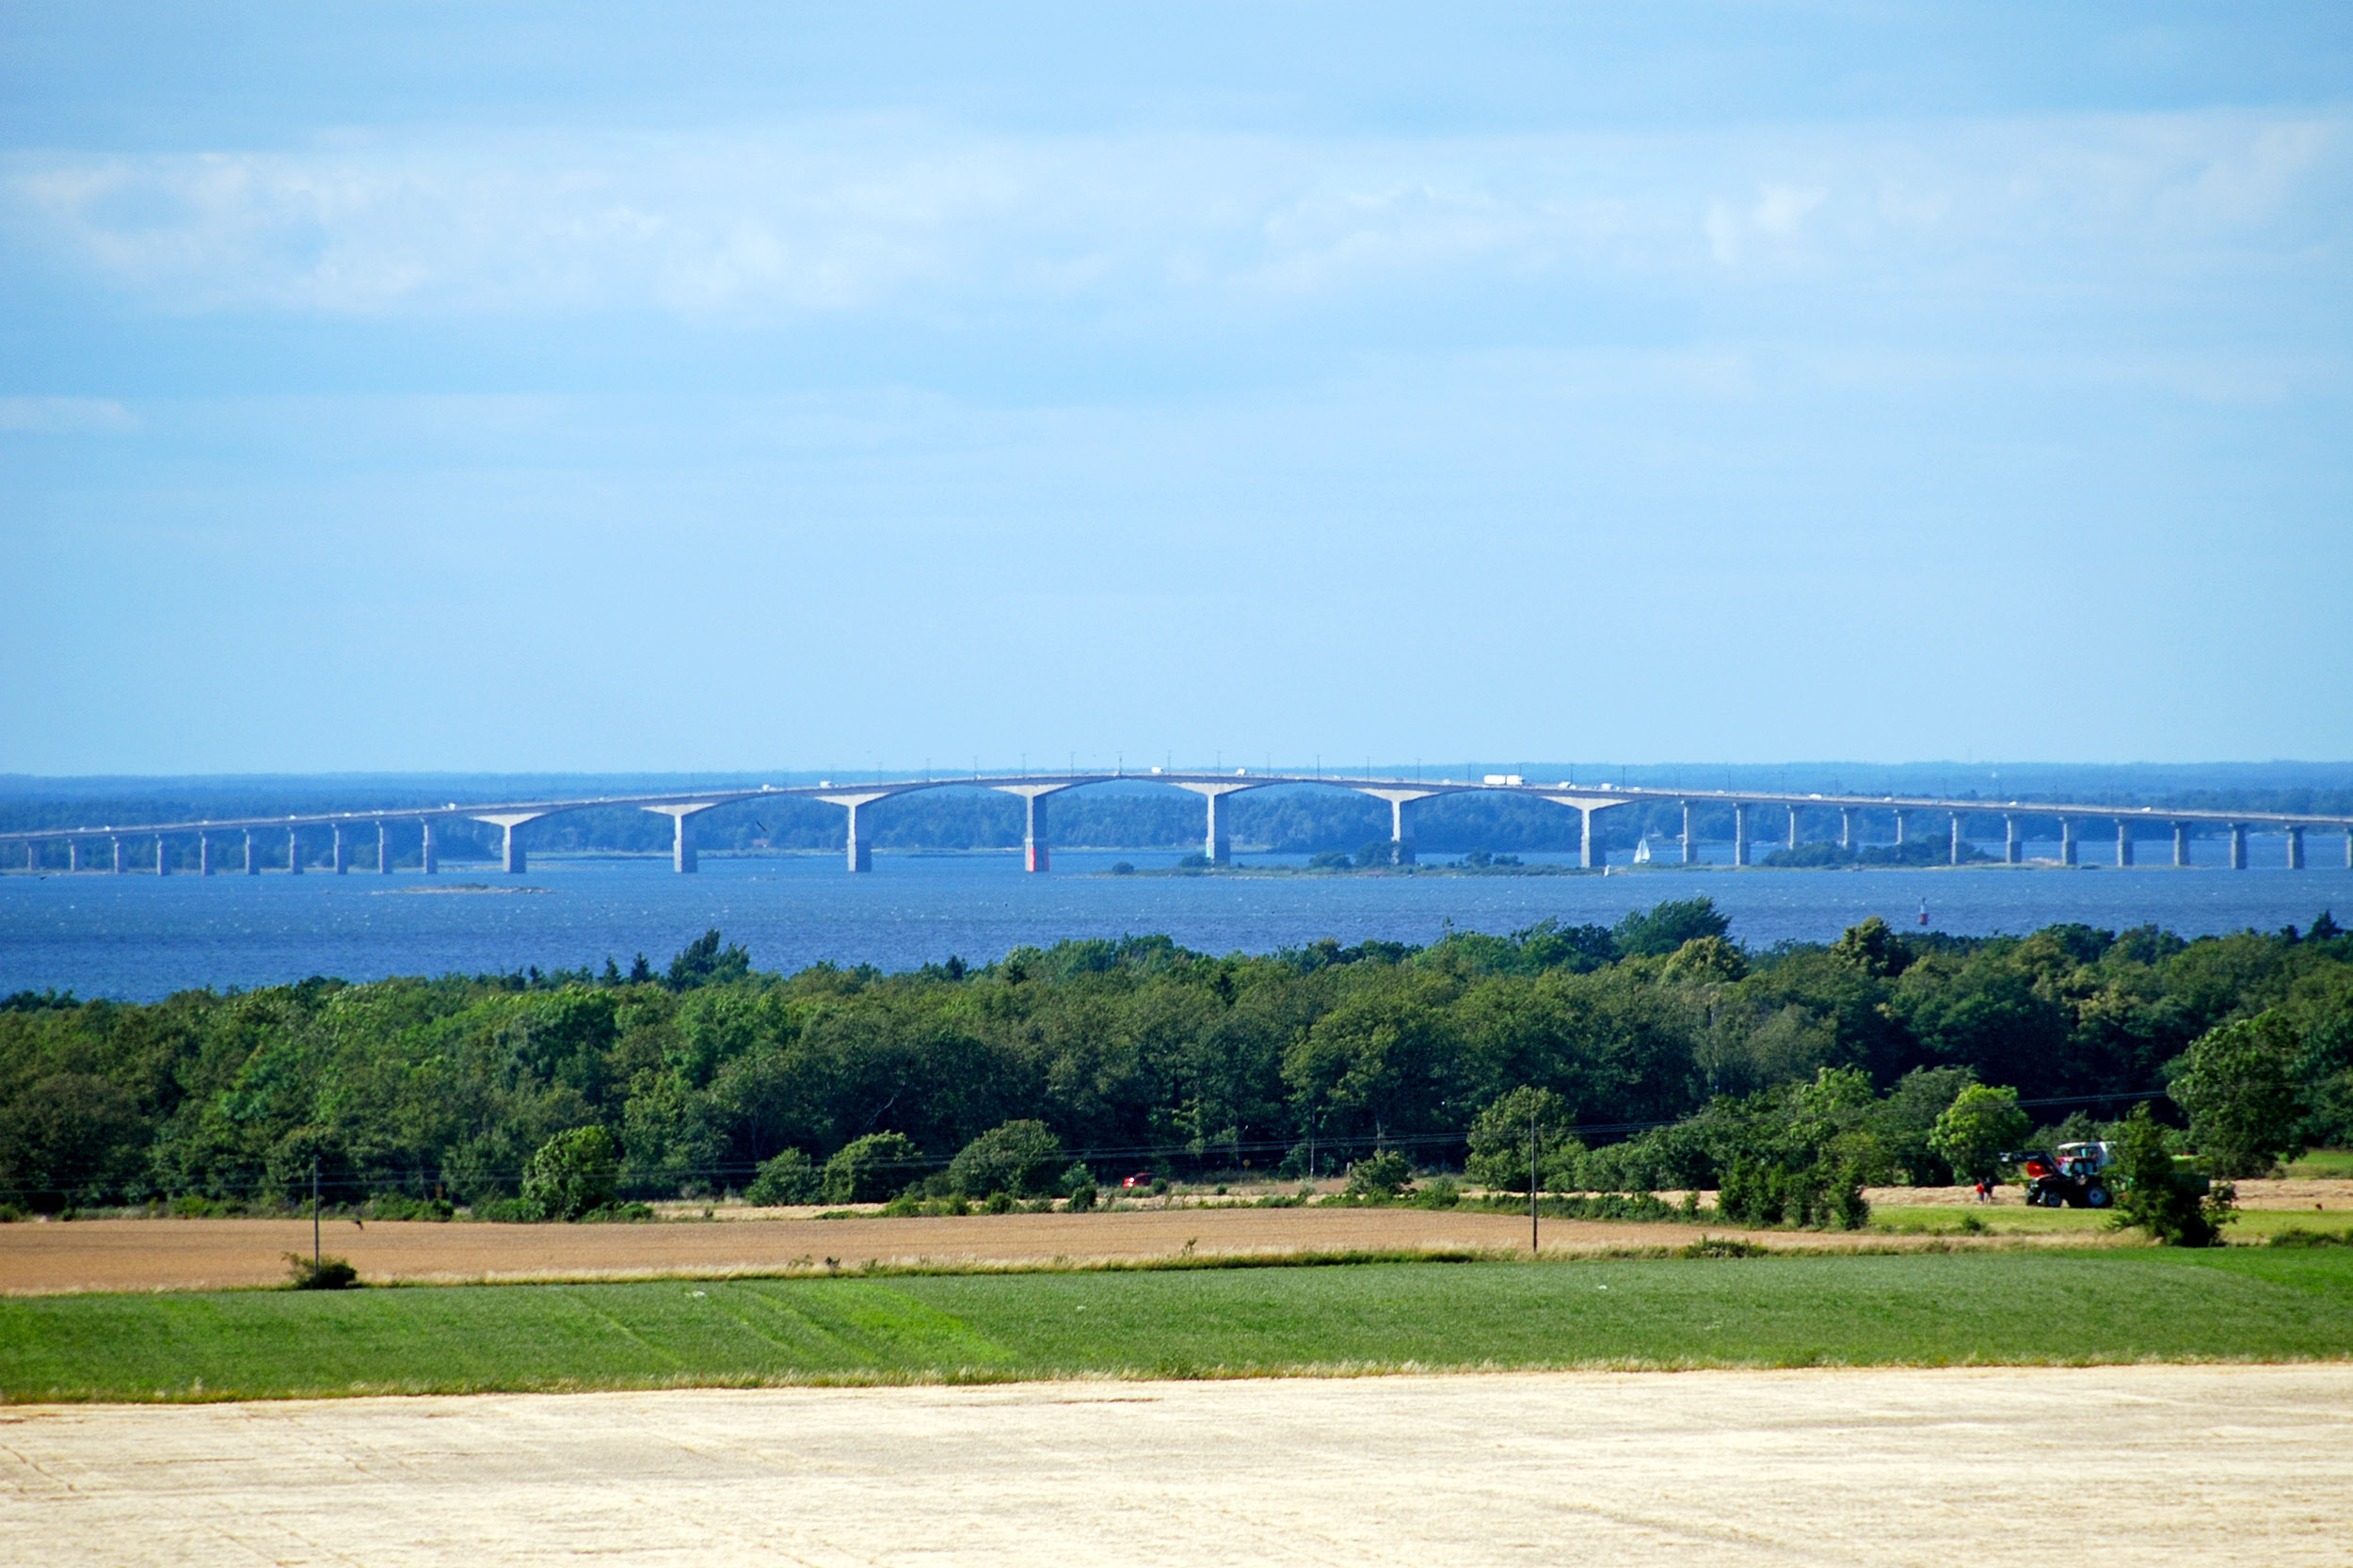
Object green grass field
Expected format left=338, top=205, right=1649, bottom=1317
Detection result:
left=5, top=1248, right=2349, bottom=1402
left=1868, top=1205, right=2353, bottom=1240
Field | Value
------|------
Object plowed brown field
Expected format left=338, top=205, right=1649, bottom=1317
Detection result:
left=2, top=1207, right=2009, bottom=1295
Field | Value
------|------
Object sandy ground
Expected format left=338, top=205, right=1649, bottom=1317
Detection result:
left=5, top=1365, right=2348, bottom=1566
left=0, top=1208, right=1890, bottom=1294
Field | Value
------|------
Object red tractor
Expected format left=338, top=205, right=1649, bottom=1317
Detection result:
left=2005, top=1141, right=2117, bottom=1208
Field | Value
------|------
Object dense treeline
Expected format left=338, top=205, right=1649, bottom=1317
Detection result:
left=3, top=903, right=2348, bottom=1214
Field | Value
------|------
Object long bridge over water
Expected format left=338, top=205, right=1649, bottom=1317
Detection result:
left=6, top=769, right=2351, bottom=877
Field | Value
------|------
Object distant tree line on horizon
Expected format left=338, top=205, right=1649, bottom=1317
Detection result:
left=3, top=899, right=2347, bottom=1224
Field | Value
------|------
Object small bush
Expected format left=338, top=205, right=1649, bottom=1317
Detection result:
left=2111, top=1102, right=2235, bottom=1246
left=1413, top=1176, right=1462, bottom=1209
left=1678, top=1237, right=1770, bottom=1258
left=1064, top=1180, right=1097, bottom=1212
left=744, top=1147, right=819, bottom=1207
left=0, top=1203, right=24, bottom=1224
left=983, top=1191, right=1016, bottom=1214
left=2266, top=1226, right=2353, bottom=1248
left=948, top=1121, right=1066, bottom=1198
left=469, top=1196, right=539, bottom=1223
left=581, top=1202, right=655, bottom=1223
left=284, top=1252, right=360, bottom=1289
left=824, top=1132, right=923, bottom=1205
left=366, top=1194, right=453, bottom=1222
left=1344, top=1150, right=1415, bottom=1200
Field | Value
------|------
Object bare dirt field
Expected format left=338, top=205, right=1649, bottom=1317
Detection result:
left=0, top=1208, right=1916, bottom=1295
left=6, top=1364, right=2347, bottom=1566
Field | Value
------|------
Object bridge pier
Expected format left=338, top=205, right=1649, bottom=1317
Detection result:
left=1840, top=808, right=1853, bottom=850
left=472, top=812, right=543, bottom=875
left=1358, top=789, right=1437, bottom=866
left=421, top=821, right=439, bottom=875
left=23, top=841, right=35, bottom=872
left=2117, top=821, right=2134, bottom=867
left=199, top=834, right=215, bottom=876
left=2287, top=824, right=2305, bottom=870
left=2174, top=822, right=2192, bottom=867
left=245, top=831, right=259, bottom=875
left=332, top=825, right=351, bottom=873
left=2005, top=815, right=2022, bottom=864
left=154, top=835, right=169, bottom=875
left=1893, top=809, right=1908, bottom=848
left=1683, top=801, right=1699, bottom=864
left=993, top=785, right=1079, bottom=872
left=2059, top=818, right=2077, bottom=866
left=68, top=840, right=83, bottom=872
left=1734, top=802, right=1752, bottom=867
left=379, top=822, right=393, bottom=874
left=112, top=837, right=123, bottom=873
left=1176, top=781, right=1261, bottom=867
left=1950, top=813, right=1964, bottom=865
left=2345, top=830, right=2352, bottom=870
left=287, top=828, right=303, bottom=874
left=2229, top=824, right=2248, bottom=870
left=1788, top=807, right=1801, bottom=852
left=809, top=794, right=888, bottom=872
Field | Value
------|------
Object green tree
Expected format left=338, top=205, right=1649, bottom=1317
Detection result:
left=0, top=1072, right=146, bottom=1212
left=1465, top=1086, right=1585, bottom=1192
left=1662, top=936, right=1747, bottom=984
left=743, top=1147, right=818, bottom=1206
left=1928, top=1083, right=2031, bottom=1183
left=520, top=1126, right=619, bottom=1221
left=822, top=1130, right=922, bottom=1204
left=1829, top=916, right=1912, bottom=979
left=946, top=1119, right=1065, bottom=1197
left=2110, top=1101, right=2233, bottom=1246
left=2170, top=1013, right=2307, bottom=1177
left=1612, top=898, right=1730, bottom=959
left=665, top=929, right=752, bottom=992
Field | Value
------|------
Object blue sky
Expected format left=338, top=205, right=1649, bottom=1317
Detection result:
left=3, top=2, right=2348, bottom=775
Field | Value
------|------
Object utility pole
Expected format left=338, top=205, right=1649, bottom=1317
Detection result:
left=1529, top=1105, right=1539, bottom=1256
left=312, top=1155, right=322, bottom=1271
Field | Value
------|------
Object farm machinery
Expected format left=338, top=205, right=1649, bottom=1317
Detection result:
left=2004, top=1141, right=2118, bottom=1208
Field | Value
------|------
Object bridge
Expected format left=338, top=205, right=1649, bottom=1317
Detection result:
left=4, top=769, right=2350, bottom=876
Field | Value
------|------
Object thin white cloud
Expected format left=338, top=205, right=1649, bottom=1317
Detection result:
left=2, top=112, right=2344, bottom=323
left=0, top=396, right=138, bottom=433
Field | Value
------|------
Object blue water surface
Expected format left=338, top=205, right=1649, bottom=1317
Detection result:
left=4, top=839, right=2349, bottom=1000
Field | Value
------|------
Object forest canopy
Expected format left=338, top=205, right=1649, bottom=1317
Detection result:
left=3, top=902, right=2347, bottom=1213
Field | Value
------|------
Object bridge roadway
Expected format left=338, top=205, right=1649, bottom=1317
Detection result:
left=4, top=771, right=2351, bottom=876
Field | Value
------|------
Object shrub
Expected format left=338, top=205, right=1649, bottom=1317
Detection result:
left=1679, top=1237, right=1770, bottom=1258
left=520, top=1127, right=620, bottom=1222
left=0, top=1203, right=23, bottom=1224
left=1344, top=1149, right=1415, bottom=1200
left=2110, top=1102, right=2234, bottom=1247
left=1414, top=1176, right=1462, bottom=1209
left=744, top=1148, right=819, bottom=1207
left=366, top=1194, right=453, bottom=1222
left=284, top=1252, right=359, bottom=1290
left=947, top=1120, right=1065, bottom=1198
left=2266, top=1227, right=2352, bottom=1248
left=470, top=1196, right=539, bottom=1223
left=983, top=1191, right=1016, bottom=1214
left=823, top=1132, right=923, bottom=1205
left=1060, top=1161, right=1098, bottom=1211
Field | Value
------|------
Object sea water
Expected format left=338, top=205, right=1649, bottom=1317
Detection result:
left=3, top=840, right=2347, bottom=1000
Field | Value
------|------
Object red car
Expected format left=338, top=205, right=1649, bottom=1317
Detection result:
left=1120, top=1172, right=1156, bottom=1190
